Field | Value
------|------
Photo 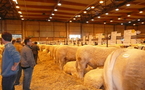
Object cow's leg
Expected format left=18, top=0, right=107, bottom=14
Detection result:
left=59, top=57, right=67, bottom=70
left=76, top=57, right=87, bottom=78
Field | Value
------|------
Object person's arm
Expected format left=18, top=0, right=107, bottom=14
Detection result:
left=11, top=62, right=19, bottom=71
left=11, top=46, right=21, bottom=71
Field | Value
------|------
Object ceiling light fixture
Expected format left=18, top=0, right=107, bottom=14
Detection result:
left=73, top=18, right=76, bottom=20
left=13, top=0, right=18, bottom=4
left=83, top=11, right=87, bottom=13
left=57, top=2, right=61, bottom=6
left=118, top=17, right=121, bottom=20
left=50, top=17, right=52, bottom=19
left=141, top=22, right=144, bottom=24
left=86, top=7, right=90, bottom=10
left=133, top=24, right=136, bottom=26
left=69, top=20, right=72, bottom=22
left=86, top=21, right=89, bottom=23
left=52, top=13, right=55, bottom=15
left=137, top=19, right=140, bottom=21
left=99, top=0, right=104, bottom=4
left=105, top=13, right=109, bottom=15
left=110, top=19, right=113, bottom=22
left=54, top=8, right=58, bottom=11
left=75, top=15, right=80, bottom=18
left=21, top=18, right=24, bottom=20
left=77, top=15, right=81, bottom=17
left=121, top=23, right=123, bottom=25
left=16, top=6, right=19, bottom=8
left=115, top=8, right=119, bottom=11
left=128, top=21, right=131, bottom=23
left=20, top=15, right=23, bottom=17
left=104, top=21, right=106, bottom=24
left=126, top=4, right=130, bottom=6
left=127, top=13, right=131, bottom=17
left=91, top=6, right=95, bottom=9
left=18, top=11, right=22, bottom=14
left=91, top=19, right=94, bottom=21
left=98, top=16, right=101, bottom=18
left=139, top=10, right=143, bottom=13
left=48, top=19, right=50, bottom=21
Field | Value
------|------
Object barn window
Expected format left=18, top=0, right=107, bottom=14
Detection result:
left=12, top=34, right=22, bottom=39
left=69, top=35, right=81, bottom=40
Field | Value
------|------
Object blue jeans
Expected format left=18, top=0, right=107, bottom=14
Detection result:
left=15, top=64, right=22, bottom=84
left=23, top=67, right=34, bottom=90
left=2, top=74, right=17, bottom=90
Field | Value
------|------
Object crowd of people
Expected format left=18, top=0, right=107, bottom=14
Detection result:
left=1, top=32, right=39, bottom=90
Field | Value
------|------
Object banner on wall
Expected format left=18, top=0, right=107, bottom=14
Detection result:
left=110, top=31, right=121, bottom=45
left=96, top=33, right=103, bottom=45
left=110, top=31, right=116, bottom=45
left=123, top=29, right=136, bottom=45
left=88, top=35, right=93, bottom=45
left=82, top=36, right=85, bottom=44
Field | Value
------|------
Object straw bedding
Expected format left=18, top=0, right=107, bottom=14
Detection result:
left=0, top=51, right=101, bottom=90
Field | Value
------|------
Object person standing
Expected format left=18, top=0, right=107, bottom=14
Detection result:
left=1, top=32, right=20, bottom=90
left=12, top=39, right=16, bottom=44
left=13, top=38, right=23, bottom=85
left=21, top=37, right=36, bottom=90
left=31, top=42, right=40, bottom=64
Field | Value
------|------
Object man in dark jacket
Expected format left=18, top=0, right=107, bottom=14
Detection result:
left=21, top=37, right=36, bottom=90
left=31, top=42, right=40, bottom=64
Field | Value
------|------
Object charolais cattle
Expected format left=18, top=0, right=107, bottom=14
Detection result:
left=104, top=48, right=145, bottom=90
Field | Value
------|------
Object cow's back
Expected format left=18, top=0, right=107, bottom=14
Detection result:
left=104, top=49, right=145, bottom=90
left=114, top=49, right=145, bottom=90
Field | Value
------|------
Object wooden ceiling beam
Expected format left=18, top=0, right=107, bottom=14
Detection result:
left=119, top=8, right=145, bottom=12
left=18, top=5, right=54, bottom=9
left=24, top=18, right=47, bottom=21
left=130, top=1, right=145, bottom=5
left=20, top=10, right=51, bottom=13
left=52, top=17, right=68, bottom=20
left=109, top=13, right=145, bottom=18
left=57, top=7, right=80, bottom=12
left=62, top=1, right=88, bottom=7
left=54, top=12, right=74, bottom=15
left=54, top=15, right=72, bottom=18
left=24, top=15, right=48, bottom=19
left=21, top=13, right=45, bottom=15
left=52, top=18, right=68, bottom=21
left=18, top=0, right=57, bottom=4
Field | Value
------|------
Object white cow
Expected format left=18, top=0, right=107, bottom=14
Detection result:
left=104, top=48, right=145, bottom=90
left=63, top=61, right=93, bottom=77
left=56, top=45, right=78, bottom=69
left=76, top=45, right=118, bottom=78
left=63, top=61, right=77, bottom=77
left=84, top=68, right=103, bottom=89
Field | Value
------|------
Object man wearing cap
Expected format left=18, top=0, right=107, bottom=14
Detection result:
left=1, top=32, right=20, bottom=90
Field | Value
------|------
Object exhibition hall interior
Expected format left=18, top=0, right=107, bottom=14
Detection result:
left=0, top=0, right=145, bottom=90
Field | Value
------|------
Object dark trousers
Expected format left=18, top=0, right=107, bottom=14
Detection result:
left=23, top=67, right=34, bottom=90
left=33, top=54, right=38, bottom=64
left=2, top=74, right=17, bottom=90
left=15, top=64, right=22, bottom=84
